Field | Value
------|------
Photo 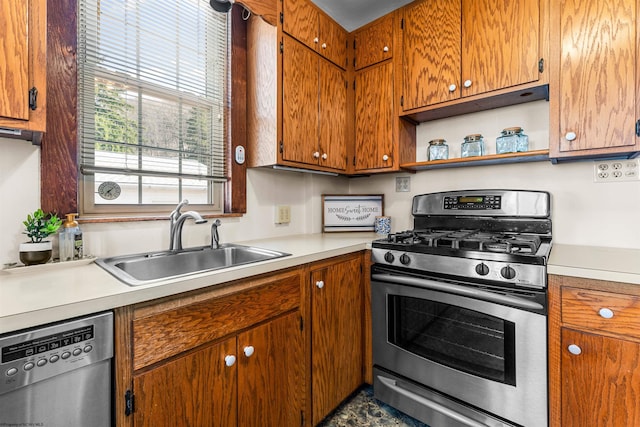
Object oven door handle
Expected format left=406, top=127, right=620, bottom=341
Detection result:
left=377, top=375, right=489, bottom=427
left=371, top=273, right=543, bottom=311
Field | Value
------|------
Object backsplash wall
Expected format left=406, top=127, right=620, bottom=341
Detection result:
left=2, top=101, right=639, bottom=265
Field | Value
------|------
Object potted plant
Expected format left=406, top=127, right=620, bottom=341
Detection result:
left=19, top=209, right=62, bottom=265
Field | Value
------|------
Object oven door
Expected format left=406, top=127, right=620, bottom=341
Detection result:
left=371, top=268, right=547, bottom=427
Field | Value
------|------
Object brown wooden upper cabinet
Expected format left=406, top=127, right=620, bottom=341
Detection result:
left=0, top=0, right=47, bottom=133
left=549, top=0, right=640, bottom=159
left=282, top=0, right=348, bottom=69
left=353, top=13, right=394, bottom=70
left=400, top=0, right=545, bottom=112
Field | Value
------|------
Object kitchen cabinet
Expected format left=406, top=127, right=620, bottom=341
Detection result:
left=399, top=0, right=548, bottom=122
left=282, top=0, right=348, bottom=69
left=310, top=253, right=364, bottom=425
left=114, top=269, right=304, bottom=427
left=352, top=14, right=416, bottom=173
left=548, top=275, right=640, bottom=427
left=549, top=0, right=640, bottom=159
left=0, top=0, right=47, bottom=134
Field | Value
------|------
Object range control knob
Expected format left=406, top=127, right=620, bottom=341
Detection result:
left=475, top=263, right=490, bottom=276
left=399, top=254, right=411, bottom=265
left=500, top=266, right=516, bottom=280
left=384, top=252, right=395, bottom=263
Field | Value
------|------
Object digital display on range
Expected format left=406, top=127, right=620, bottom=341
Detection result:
left=459, top=196, right=484, bottom=203
left=1, top=325, right=94, bottom=363
left=444, top=195, right=502, bottom=210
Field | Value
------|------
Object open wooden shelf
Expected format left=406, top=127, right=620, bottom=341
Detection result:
left=400, top=149, right=550, bottom=171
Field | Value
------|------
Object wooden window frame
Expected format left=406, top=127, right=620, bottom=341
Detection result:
left=41, top=1, right=247, bottom=221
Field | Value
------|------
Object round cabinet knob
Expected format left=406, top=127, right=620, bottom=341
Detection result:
left=384, top=252, right=395, bottom=263
left=383, top=46, right=389, bottom=52
left=598, top=308, right=614, bottom=319
left=475, top=263, right=490, bottom=276
left=224, top=355, right=236, bottom=367
left=399, top=254, right=411, bottom=265
left=382, top=154, right=389, bottom=161
left=313, top=37, right=319, bottom=44
left=243, top=346, right=255, bottom=357
left=463, top=79, right=472, bottom=88
left=321, top=153, right=327, bottom=160
left=448, top=84, right=457, bottom=92
left=315, top=280, right=325, bottom=289
left=565, top=132, right=577, bottom=141
left=568, top=344, right=582, bottom=355
left=313, top=151, right=320, bottom=158
left=321, top=43, right=327, bottom=49
left=500, top=266, right=516, bottom=280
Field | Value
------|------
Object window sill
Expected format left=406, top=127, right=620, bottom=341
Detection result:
left=78, top=212, right=244, bottom=224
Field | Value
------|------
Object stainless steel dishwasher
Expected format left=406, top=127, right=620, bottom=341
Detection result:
left=0, top=311, right=113, bottom=427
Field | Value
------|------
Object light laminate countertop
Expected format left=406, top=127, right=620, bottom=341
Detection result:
left=0, top=233, right=378, bottom=334
left=548, top=244, right=640, bottom=285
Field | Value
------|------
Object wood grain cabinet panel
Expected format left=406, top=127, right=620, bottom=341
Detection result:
left=318, top=59, right=347, bottom=171
left=354, top=14, right=394, bottom=71
left=0, top=0, right=46, bottom=132
left=550, top=0, right=640, bottom=158
left=311, top=255, right=364, bottom=425
left=549, top=275, right=640, bottom=427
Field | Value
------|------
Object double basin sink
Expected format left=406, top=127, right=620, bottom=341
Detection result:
left=96, top=244, right=291, bottom=286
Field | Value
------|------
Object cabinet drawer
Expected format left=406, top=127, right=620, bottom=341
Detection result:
left=561, top=287, right=640, bottom=339
left=133, top=271, right=301, bottom=370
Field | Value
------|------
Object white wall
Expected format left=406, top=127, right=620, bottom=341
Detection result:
left=2, top=100, right=639, bottom=265
left=349, top=101, right=640, bottom=249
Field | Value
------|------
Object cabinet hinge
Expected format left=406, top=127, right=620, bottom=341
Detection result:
left=353, top=40, right=357, bottom=50
left=353, top=80, right=356, bottom=90
left=353, top=156, right=356, bottom=166
left=125, top=390, right=135, bottom=416
left=401, top=18, right=404, bottom=30
left=299, top=316, right=304, bottom=331
left=538, top=58, right=544, bottom=73
left=400, top=95, right=404, bottom=107
left=28, top=87, right=38, bottom=110
left=279, top=141, right=284, bottom=153
left=280, top=41, right=284, bottom=53
left=280, top=12, right=283, bottom=24
left=301, top=410, right=305, bottom=426
left=353, top=58, right=356, bottom=68
left=345, top=80, right=348, bottom=89
left=636, top=119, right=640, bottom=137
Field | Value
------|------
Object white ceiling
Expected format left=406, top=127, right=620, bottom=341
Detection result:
left=311, top=0, right=413, bottom=32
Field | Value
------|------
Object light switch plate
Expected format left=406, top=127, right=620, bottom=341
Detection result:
left=594, top=159, right=640, bottom=183
left=396, top=176, right=411, bottom=192
left=275, top=205, right=291, bottom=224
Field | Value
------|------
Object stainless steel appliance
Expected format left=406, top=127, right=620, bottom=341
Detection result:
left=0, top=312, right=113, bottom=427
left=371, top=190, right=551, bottom=427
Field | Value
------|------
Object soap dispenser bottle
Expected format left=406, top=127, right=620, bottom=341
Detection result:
left=59, top=213, right=83, bottom=261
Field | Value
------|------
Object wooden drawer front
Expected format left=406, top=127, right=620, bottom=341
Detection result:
left=561, top=287, right=640, bottom=339
left=133, top=272, right=301, bottom=370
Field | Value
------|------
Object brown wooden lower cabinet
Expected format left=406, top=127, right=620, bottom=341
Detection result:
left=549, top=274, right=640, bottom=427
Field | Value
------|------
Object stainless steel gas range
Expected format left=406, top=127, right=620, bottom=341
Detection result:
left=371, top=189, right=551, bottom=427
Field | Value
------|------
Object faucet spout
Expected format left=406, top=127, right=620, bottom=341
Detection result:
left=169, top=200, right=207, bottom=251
left=210, top=219, right=221, bottom=249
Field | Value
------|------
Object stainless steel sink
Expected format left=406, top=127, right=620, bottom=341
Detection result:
left=96, top=244, right=291, bottom=286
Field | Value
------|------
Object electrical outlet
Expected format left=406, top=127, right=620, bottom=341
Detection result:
left=275, top=205, right=291, bottom=224
left=396, top=176, right=411, bottom=192
left=594, top=159, right=640, bottom=183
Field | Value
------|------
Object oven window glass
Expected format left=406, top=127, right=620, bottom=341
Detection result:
left=388, top=295, right=516, bottom=385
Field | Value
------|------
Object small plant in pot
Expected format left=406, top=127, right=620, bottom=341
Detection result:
left=20, top=209, right=62, bottom=265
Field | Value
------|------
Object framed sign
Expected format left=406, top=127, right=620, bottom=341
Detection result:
left=322, top=194, right=384, bottom=232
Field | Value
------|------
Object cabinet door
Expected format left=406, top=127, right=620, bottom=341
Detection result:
left=555, top=0, right=637, bottom=155
left=238, top=311, right=303, bottom=427
left=282, top=0, right=318, bottom=51
left=402, top=0, right=461, bottom=110
left=318, top=13, right=348, bottom=69
left=133, top=338, right=237, bottom=427
left=354, top=14, right=393, bottom=71
left=561, top=328, right=640, bottom=426
left=319, top=59, right=347, bottom=171
left=282, top=36, right=319, bottom=166
left=311, top=256, right=363, bottom=425
left=0, top=0, right=46, bottom=131
left=355, top=61, right=394, bottom=171
left=461, top=0, right=540, bottom=97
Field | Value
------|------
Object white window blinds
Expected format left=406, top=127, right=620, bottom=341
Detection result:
left=78, top=0, right=229, bottom=183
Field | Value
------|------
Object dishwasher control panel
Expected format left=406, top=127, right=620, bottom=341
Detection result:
left=0, top=311, right=113, bottom=395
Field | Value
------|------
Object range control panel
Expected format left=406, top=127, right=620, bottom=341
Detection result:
left=0, top=312, right=113, bottom=395
left=443, top=195, right=502, bottom=210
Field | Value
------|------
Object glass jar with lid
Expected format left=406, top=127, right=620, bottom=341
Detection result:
left=496, top=127, right=529, bottom=154
left=428, top=139, right=449, bottom=161
left=461, top=134, right=485, bottom=157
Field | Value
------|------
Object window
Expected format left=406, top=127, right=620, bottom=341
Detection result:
left=77, top=0, right=229, bottom=215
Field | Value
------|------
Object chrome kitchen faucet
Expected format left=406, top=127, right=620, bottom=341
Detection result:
left=169, top=199, right=207, bottom=251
